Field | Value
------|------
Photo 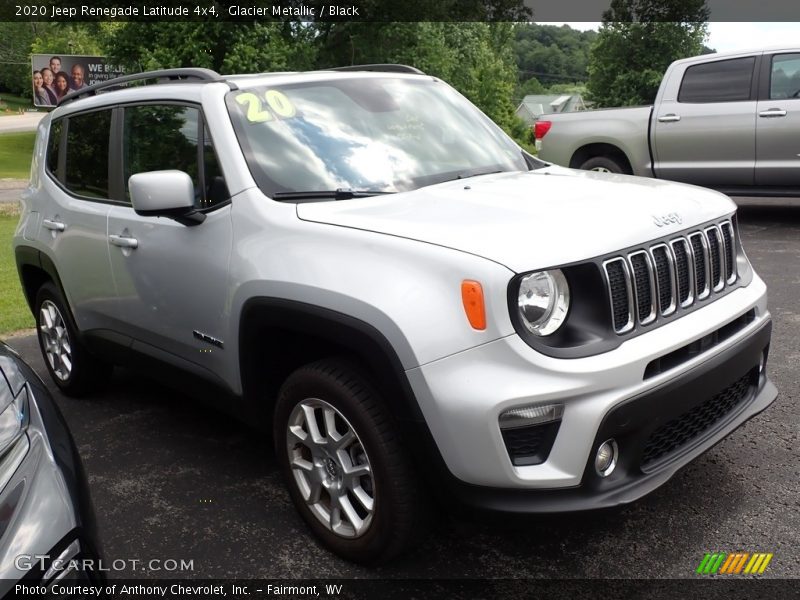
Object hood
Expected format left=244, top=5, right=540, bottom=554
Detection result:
left=296, top=166, right=736, bottom=273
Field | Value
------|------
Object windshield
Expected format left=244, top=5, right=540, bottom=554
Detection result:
left=225, top=76, right=528, bottom=199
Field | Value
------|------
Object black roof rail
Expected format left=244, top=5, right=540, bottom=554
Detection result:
left=329, top=64, right=425, bottom=75
left=58, top=68, right=233, bottom=107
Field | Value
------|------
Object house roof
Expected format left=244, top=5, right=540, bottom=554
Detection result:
left=515, top=94, right=586, bottom=124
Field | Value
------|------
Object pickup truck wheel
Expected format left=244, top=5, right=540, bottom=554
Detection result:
left=580, top=156, right=626, bottom=174
left=34, top=282, right=112, bottom=396
left=274, top=359, right=424, bottom=564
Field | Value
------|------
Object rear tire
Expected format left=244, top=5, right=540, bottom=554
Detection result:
left=34, top=282, right=112, bottom=396
left=274, top=359, right=425, bottom=564
left=579, top=155, right=626, bottom=174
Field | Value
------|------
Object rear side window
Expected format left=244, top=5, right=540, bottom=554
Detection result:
left=123, top=104, right=228, bottom=209
left=46, top=120, right=62, bottom=179
left=678, top=57, right=755, bottom=103
left=64, top=110, right=112, bottom=198
left=770, top=53, right=800, bottom=99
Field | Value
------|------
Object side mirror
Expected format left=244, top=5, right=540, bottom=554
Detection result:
left=128, top=170, right=206, bottom=226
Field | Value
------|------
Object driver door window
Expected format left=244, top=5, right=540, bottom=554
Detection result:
left=123, top=104, right=228, bottom=208
left=769, top=54, right=800, bottom=99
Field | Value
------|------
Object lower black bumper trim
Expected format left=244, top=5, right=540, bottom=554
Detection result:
left=440, top=319, right=776, bottom=514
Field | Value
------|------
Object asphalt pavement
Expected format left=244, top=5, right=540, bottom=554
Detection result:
left=5, top=197, right=799, bottom=583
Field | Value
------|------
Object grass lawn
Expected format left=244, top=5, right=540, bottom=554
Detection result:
left=0, top=132, right=35, bottom=179
left=0, top=207, right=34, bottom=335
left=0, top=93, right=34, bottom=113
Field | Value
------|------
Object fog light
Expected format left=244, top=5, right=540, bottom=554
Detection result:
left=499, top=403, right=564, bottom=467
left=499, top=403, right=564, bottom=429
left=595, top=439, right=618, bottom=477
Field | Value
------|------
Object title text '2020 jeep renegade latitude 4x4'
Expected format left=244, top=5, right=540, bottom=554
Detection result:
left=14, top=66, right=777, bottom=563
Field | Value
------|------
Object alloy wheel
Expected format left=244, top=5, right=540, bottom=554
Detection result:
left=286, top=398, right=375, bottom=538
left=39, top=299, right=72, bottom=381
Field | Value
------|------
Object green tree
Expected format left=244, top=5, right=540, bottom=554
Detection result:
left=442, top=23, right=521, bottom=136
left=515, top=76, right=546, bottom=102
left=0, top=23, right=38, bottom=96
left=546, top=82, right=588, bottom=95
left=102, top=22, right=316, bottom=74
left=30, top=23, right=104, bottom=57
left=587, top=0, right=708, bottom=107
left=0, top=23, right=105, bottom=97
left=513, top=23, right=597, bottom=86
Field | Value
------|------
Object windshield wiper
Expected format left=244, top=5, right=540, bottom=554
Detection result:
left=272, top=188, right=395, bottom=201
left=456, top=168, right=504, bottom=180
left=522, top=150, right=548, bottom=170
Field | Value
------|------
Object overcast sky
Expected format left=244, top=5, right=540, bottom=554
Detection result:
left=544, top=22, right=800, bottom=53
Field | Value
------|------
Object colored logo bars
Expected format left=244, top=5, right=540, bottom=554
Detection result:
left=696, top=552, right=773, bottom=575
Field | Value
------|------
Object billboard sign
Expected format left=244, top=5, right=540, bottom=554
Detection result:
left=31, top=54, right=126, bottom=108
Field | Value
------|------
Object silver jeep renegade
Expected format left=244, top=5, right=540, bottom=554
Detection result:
left=13, top=66, right=777, bottom=563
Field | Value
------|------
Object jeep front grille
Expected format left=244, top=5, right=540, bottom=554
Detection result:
left=671, top=239, right=691, bottom=306
left=605, top=259, right=634, bottom=333
left=603, top=220, right=737, bottom=334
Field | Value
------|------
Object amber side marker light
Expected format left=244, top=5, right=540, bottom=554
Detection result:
left=461, top=280, right=486, bottom=330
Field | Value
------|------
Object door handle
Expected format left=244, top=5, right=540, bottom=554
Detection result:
left=759, top=108, right=787, bottom=118
left=108, top=234, right=139, bottom=249
left=657, top=114, right=681, bottom=122
left=42, top=219, right=65, bottom=231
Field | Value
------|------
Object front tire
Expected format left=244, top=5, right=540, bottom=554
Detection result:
left=34, top=282, right=112, bottom=396
left=274, top=359, right=424, bottom=564
left=579, top=155, right=626, bottom=174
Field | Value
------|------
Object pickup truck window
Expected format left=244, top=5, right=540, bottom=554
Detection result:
left=678, top=57, right=755, bottom=103
left=770, top=54, right=800, bottom=99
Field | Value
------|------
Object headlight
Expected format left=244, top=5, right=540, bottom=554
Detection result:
left=0, top=387, right=29, bottom=454
left=517, top=269, right=570, bottom=336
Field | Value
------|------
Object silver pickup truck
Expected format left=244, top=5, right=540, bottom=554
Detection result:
left=537, top=47, right=800, bottom=196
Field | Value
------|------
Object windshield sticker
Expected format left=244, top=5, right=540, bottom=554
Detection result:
left=236, top=90, right=296, bottom=123
left=265, top=90, right=296, bottom=118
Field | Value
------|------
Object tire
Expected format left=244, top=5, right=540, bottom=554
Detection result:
left=579, top=155, right=627, bottom=174
left=34, top=281, right=112, bottom=396
left=274, top=359, right=425, bottom=564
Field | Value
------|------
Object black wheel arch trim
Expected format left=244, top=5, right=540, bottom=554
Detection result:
left=238, top=297, right=425, bottom=423
left=15, top=245, right=71, bottom=316
left=237, top=297, right=462, bottom=497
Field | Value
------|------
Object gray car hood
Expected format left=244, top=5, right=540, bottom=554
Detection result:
left=296, top=166, right=736, bottom=272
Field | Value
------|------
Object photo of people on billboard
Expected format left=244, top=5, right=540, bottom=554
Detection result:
left=30, top=54, right=125, bottom=107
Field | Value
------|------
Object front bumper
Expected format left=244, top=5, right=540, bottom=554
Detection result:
left=406, top=277, right=776, bottom=511
left=440, top=319, right=775, bottom=513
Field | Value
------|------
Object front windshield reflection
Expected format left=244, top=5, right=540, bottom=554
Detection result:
left=227, top=77, right=526, bottom=198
